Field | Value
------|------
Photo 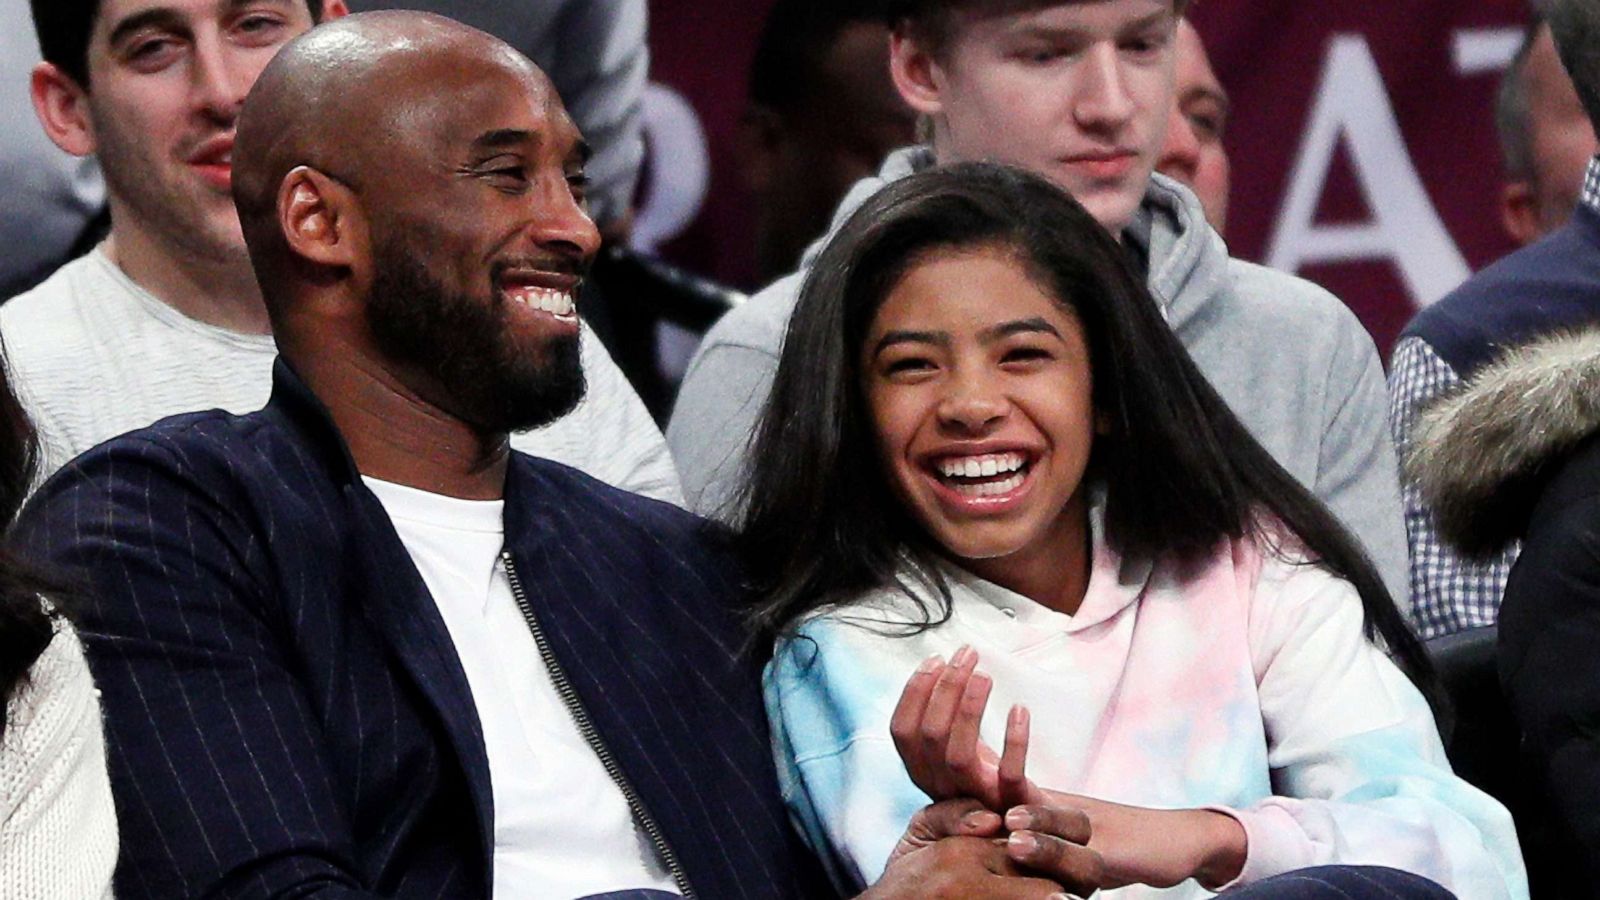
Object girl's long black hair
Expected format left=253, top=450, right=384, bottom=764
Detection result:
left=0, top=344, right=57, bottom=714
left=734, top=161, right=1435, bottom=696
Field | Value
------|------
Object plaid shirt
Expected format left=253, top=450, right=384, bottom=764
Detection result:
left=1389, top=155, right=1600, bottom=639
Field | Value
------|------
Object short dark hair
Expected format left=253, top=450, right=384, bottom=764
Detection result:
left=1494, top=18, right=1546, bottom=180
left=735, top=162, right=1436, bottom=702
left=1549, top=0, right=1600, bottom=129
left=30, top=0, right=327, bottom=89
left=749, top=0, right=889, bottom=113
left=885, top=0, right=1194, bottom=55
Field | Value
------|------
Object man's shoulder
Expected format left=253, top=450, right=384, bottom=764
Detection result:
left=1405, top=220, right=1600, bottom=364
left=0, top=253, right=113, bottom=351
left=510, top=452, right=725, bottom=544
left=693, top=270, right=808, bottom=363
left=32, top=406, right=293, bottom=509
left=1217, top=257, right=1365, bottom=332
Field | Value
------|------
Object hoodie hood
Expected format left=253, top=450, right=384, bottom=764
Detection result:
left=800, top=146, right=1232, bottom=332
left=1405, top=327, right=1600, bottom=555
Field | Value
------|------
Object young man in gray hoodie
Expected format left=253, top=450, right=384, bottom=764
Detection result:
left=668, top=0, right=1408, bottom=604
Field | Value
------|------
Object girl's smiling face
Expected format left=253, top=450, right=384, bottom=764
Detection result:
left=861, top=243, right=1097, bottom=599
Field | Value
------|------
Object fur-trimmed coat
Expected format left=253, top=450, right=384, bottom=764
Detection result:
left=1407, top=327, right=1600, bottom=883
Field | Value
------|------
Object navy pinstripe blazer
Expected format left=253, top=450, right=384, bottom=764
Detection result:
left=16, top=362, right=830, bottom=899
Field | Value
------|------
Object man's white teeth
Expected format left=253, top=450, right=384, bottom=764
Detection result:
left=938, top=452, right=1025, bottom=479
left=511, top=286, right=575, bottom=317
left=951, top=472, right=1025, bottom=497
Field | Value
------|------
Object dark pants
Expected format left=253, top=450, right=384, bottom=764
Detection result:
left=1227, top=866, right=1456, bottom=899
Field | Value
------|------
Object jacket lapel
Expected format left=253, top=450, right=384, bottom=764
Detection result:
left=345, top=490, right=496, bottom=863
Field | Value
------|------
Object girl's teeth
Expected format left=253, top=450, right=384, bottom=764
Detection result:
left=950, top=472, right=1024, bottom=497
left=938, top=452, right=1026, bottom=479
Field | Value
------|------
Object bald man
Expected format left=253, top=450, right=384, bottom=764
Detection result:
left=16, top=13, right=1098, bottom=899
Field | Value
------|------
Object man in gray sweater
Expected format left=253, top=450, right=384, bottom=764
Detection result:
left=668, top=0, right=1409, bottom=604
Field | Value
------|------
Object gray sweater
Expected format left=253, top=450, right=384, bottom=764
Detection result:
left=667, top=147, right=1408, bottom=605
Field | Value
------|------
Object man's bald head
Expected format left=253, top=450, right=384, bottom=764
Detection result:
left=231, top=9, right=599, bottom=436
left=233, top=11, right=561, bottom=298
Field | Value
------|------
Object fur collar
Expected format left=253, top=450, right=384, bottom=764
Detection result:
left=1405, top=327, right=1600, bottom=555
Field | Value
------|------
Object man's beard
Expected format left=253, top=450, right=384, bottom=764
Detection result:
left=366, top=239, right=586, bottom=434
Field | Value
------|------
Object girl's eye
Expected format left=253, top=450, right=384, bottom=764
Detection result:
left=1002, top=346, right=1053, bottom=364
left=884, top=356, right=936, bottom=376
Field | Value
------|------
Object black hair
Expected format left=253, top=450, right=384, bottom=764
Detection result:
left=30, top=0, right=328, bottom=89
left=1495, top=16, right=1549, bottom=181
left=749, top=0, right=890, bottom=113
left=0, top=345, right=62, bottom=717
left=735, top=161, right=1436, bottom=699
left=1550, top=0, right=1600, bottom=130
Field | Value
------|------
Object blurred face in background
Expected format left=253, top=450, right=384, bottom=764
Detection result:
left=32, top=0, right=327, bottom=264
left=1501, top=22, right=1598, bottom=245
left=742, top=20, right=918, bottom=284
left=1155, top=19, right=1229, bottom=234
left=891, top=0, right=1179, bottom=234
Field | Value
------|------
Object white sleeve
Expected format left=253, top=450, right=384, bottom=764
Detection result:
left=1221, top=557, right=1528, bottom=897
left=511, top=326, right=684, bottom=506
left=0, top=625, right=117, bottom=900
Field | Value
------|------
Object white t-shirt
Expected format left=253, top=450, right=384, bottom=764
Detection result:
left=0, top=249, right=684, bottom=504
left=364, top=476, right=681, bottom=899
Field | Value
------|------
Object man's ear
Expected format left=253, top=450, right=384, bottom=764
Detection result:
left=321, top=0, right=351, bottom=20
left=30, top=62, right=95, bottom=157
left=1499, top=180, right=1540, bottom=247
left=889, top=30, right=945, bottom=117
left=279, top=167, right=363, bottom=269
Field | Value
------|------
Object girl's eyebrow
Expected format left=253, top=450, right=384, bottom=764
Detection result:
left=982, top=317, right=1062, bottom=342
left=872, top=329, right=950, bottom=356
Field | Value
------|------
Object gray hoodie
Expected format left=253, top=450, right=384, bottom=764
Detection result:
left=667, top=147, right=1407, bottom=604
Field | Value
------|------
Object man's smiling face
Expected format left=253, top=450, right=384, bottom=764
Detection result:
left=357, top=50, right=601, bottom=433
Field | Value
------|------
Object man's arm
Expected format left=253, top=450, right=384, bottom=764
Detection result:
left=1315, top=313, right=1410, bottom=609
left=15, top=440, right=378, bottom=899
left=546, top=0, right=647, bottom=228
left=666, top=338, right=781, bottom=519
left=1387, top=335, right=1516, bottom=639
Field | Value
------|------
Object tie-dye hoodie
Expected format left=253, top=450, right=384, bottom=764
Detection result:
left=763, top=513, right=1527, bottom=898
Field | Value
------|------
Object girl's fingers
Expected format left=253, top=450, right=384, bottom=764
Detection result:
left=891, top=653, right=944, bottom=770
left=944, top=670, right=994, bottom=792
left=997, top=704, right=1032, bottom=809
left=918, top=647, right=978, bottom=773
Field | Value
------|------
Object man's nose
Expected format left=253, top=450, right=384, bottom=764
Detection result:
left=190, top=39, right=250, bottom=121
left=1073, top=44, right=1137, bottom=132
left=530, top=180, right=602, bottom=262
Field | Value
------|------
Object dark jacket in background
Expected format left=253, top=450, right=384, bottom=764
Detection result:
left=1402, top=203, right=1600, bottom=380
left=14, top=361, right=826, bottom=899
left=1408, top=328, right=1600, bottom=889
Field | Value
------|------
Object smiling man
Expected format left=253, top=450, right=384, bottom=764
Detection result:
left=7, top=0, right=680, bottom=503
left=669, top=0, right=1408, bottom=605
left=14, top=14, right=1111, bottom=897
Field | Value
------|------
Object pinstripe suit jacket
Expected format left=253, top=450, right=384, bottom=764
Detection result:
left=15, top=362, right=828, bottom=899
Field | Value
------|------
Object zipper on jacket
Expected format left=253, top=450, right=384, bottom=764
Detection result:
left=499, top=550, right=697, bottom=899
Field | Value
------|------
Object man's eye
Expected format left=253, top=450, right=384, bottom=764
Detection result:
left=566, top=172, right=590, bottom=196
left=1187, top=113, right=1222, bottom=140
left=236, top=14, right=284, bottom=35
left=1019, top=47, right=1066, bottom=65
left=124, top=37, right=181, bottom=69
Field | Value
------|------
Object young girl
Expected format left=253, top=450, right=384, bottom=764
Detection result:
left=738, top=163, right=1526, bottom=898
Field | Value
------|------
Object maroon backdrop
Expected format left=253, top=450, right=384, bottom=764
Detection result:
left=642, top=0, right=1536, bottom=357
